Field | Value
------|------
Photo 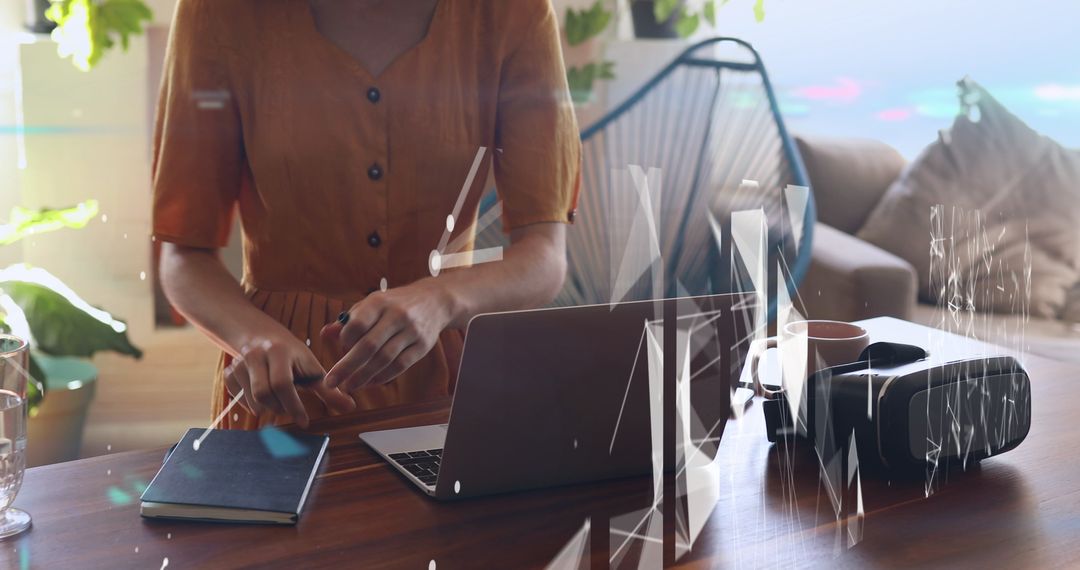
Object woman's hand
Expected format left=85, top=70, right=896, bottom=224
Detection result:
left=321, top=279, right=457, bottom=392
left=318, top=224, right=566, bottom=392
left=224, top=332, right=356, bottom=428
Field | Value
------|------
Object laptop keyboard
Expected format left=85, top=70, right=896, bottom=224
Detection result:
left=388, top=449, right=442, bottom=486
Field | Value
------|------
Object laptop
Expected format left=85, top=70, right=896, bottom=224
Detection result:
left=359, top=293, right=754, bottom=500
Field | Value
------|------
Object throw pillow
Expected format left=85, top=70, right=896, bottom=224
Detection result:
left=856, top=78, right=1080, bottom=318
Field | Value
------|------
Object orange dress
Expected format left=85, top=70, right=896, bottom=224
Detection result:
left=152, top=0, right=581, bottom=429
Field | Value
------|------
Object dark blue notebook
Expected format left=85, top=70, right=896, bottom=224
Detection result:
left=140, top=427, right=329, bottom=525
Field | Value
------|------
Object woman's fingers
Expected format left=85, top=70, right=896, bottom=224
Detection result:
left=228, top=358, right=261, bottom=415
left=319, top=321, right=345, bottom=360
left=339, top=298, right=385, bottom=348
left=340, top=332, right=414, bottom=391
left=326, top=317, right=402, bottom=388
left=310, top=381, right=357, bottom=415
left=245, top=347, right=284, bottom=416
left=267, top=346, right=309, bottom=428
left=368, top=343, right=429, bottom=386
left=293, top=350, right=355, bottom=415
left=223, top=360, right=256, bottom=415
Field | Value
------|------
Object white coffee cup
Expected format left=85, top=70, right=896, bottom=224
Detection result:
left=748, top=320, right=869, bottom=399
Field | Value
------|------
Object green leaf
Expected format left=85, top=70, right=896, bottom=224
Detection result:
left=703, top=0, right=717, bottom=26
left=585, top=2, right=613, bottom=39
left=654, top=0, right=682, bottom=23
left=567, top=61, right=616, bottom=104
left=675, top=9, right=700, bottom=37
left=565, top=8, right=586, bottom=46
left=566, top=65, right=594, bottom=103
left=598, top=60, right=616, bottom=80
left=565, top=1, right=612, bottom=46
left=0, top=265, right=142, bottom=360
left=753, top=0, right=766, bottom=22
left=0, top=200, right=99, bottom=246
left=48, top=0, right=153, bottom=71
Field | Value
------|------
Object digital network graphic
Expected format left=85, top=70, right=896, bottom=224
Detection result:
left=429, top=146, right=505, bottom=278
left=539, top=163, right=1033, bottom=568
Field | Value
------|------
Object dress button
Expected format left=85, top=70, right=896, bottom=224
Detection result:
left=368, top=164, right=383, bottom=181
left=367, top=232, right=382, bottom=248
left=366, top=87, right=381, bottom=103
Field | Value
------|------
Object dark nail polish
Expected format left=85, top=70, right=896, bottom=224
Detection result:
left=338, top=311, right=350, bottom=325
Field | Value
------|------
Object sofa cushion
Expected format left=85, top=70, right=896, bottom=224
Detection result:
left=857, top=78, right=1080, bottom=318
left=794, top=135, right=906, bottom=234
left=801, top=223, right=918, bottom=321
left=1063, top=282, right=1080, bottom=323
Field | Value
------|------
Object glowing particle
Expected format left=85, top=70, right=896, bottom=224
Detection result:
left=135, top=547, right=139, bottom=553
left=106, top=444, right=112, bottom=452
left=106, top=486, right=133, bottom=505
left=101, top=214, right=108, bottom=223
left=445, top=215, right=455, bottom=233
left=123, top=233, right=128, bottom=239
left=151, top=235, right=156, bottom=242
left=106, top=469, right=111, bottom=476
left=876, top=107, right=913, bottom=122
left=139, top=271, right=147, bottom=281
left=259, top=426, right=307, bottom=458
left=167, top=533, right=172, bottom=540
left=305, top=338, right=311, bottom=347
left=232, top=413, right=239, bottom=422
left=429, top=560, right=436, bottom=570
left=573, top=438, right=578, bottom=449
left=453, top=480, right=461, bottom=494
left=160, top=557, right=169, bottom=570
left=429, top=250, right=442, bottom=276
left=1035, top=83, right=1080, bottom=102
left=379, top=277, right=388, bottom=292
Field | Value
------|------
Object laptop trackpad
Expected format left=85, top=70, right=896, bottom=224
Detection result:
left=360, top=424, right=448, bottom=454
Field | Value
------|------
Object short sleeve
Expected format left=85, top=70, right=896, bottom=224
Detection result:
left=493, top=1, right=582, bottom=231
left=152, top=0, right=243, bottom=249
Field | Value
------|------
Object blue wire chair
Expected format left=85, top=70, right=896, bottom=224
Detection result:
left=477, top=37, right=814, bottom=312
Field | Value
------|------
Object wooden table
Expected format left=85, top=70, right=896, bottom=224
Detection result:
left=3, top=356, right=1079, bottom=568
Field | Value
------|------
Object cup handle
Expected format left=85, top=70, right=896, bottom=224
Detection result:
left=748, top=337, right=782, bottom=400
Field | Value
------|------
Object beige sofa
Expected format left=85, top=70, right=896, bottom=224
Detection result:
left=794, top=135, right=1080, bottom=362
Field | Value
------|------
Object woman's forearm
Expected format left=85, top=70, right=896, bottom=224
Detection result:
left=430, top=222, right=567, bottom=329
left=159, top=243, right=292, bottom=356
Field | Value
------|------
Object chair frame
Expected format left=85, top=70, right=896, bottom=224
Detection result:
left=580, top=37, right=815, bottom=294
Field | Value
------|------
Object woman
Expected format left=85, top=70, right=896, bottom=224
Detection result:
left=154, top=0, right=580, bottom=429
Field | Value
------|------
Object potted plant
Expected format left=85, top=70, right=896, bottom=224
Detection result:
left=630, top=0, right=741, bottom=39
left=563, top=0, right=616, bottom=105
left=0, top=200, right=142, bottom=466
left=45, top=0, right=153, bottom=71
left=23, top=0, right=57, bottom=34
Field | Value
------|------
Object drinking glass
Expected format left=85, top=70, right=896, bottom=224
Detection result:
left=0, top=334, right=31, bottom=538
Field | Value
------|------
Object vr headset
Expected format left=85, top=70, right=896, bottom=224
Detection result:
left=763, top=342, right=1032, bottom=472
